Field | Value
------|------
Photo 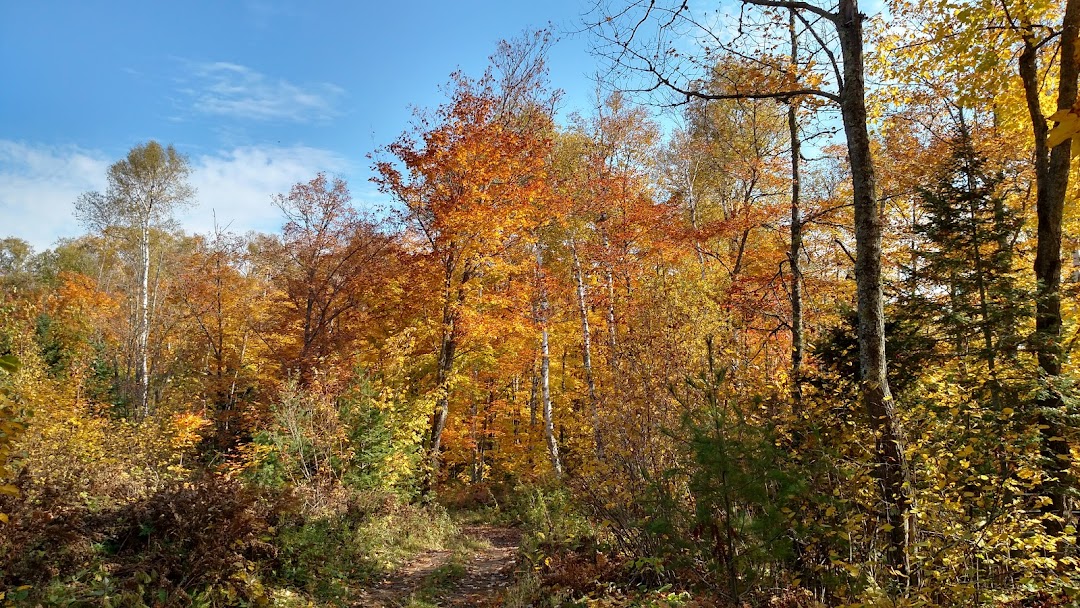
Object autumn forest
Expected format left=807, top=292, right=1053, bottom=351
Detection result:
left=2, top=0, right=1080, bottom=606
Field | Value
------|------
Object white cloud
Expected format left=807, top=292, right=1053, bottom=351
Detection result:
left=184, top=145, right=351, bottom=236
left=184, top=62, right=344, bottom=123
left=0, top=141, right=109, bottom=251
left=0, top=140, right=351, bottom=249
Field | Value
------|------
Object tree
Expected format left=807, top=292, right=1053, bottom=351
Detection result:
left=552, top=93, right=664, bottom=462
left=172, top=228, right=274, bottom=450
left=592, top=0, right=916, bottom=579
left=881, top=0, right=1080, bottom=541
left=786, top=10, right=806, bottom=403
left=75, top=141, right=194, bottom=418
left=1021, top=0, right=1080, bottom=535
left=534, top=243, right=564, bottom=476
left=909, top=134, right=1027, bottom=402
left=0, top=238, right=37, bottom=297
left=271, top=173, right=394, bottom=384
left=375, top=72, right=553, bottom=485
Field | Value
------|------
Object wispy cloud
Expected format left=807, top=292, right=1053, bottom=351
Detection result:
left=0, top=140, right=352, bottom=249
left=183, top=145, right=351, bottom=235
left=182, top=61, right=344, bottom=123
left=0, top=141, right=109, bottom=250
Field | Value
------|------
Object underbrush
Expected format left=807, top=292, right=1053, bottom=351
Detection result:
left=275, top=493, right=458, bottom=603
left=495, top=482, right=820, bottom=608
left=496, top=477, right=1079, bottom=608
left=448, top=481, right=715, bottom=607
left=0, top=476, right=458, bottom=606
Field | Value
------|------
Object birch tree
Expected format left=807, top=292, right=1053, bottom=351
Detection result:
left=75, top=141, right=194, bottom=418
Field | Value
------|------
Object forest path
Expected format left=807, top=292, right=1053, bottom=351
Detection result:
left=355, top=525, right=521, bottom=607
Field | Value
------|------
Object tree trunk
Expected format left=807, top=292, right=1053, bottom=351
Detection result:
left=961, top=147, right=1001, bottom=404
left=836, top=0, right=915, bottom=580
left=571, top=237, right=604, bottom=458
left=788, top=9, right=805, bottom=405
left=599, top=229, right=619, bottom=360
left=529, top=358, right=540, bottom=427
left=1020, top=0, right=1080, bottom=535
left=428, top=325, right=455, bottom=473
left=470, top=392, right=481, bottom=484
left=537, top=245, right=563, bottom=476
left=427, top=259, right=464, bottom=489
left=137, top=223, right=151, bottom=419
left=540, top=323, right=563, bottom=476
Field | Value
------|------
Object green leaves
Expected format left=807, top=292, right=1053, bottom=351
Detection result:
left=0, top=354, right=19, bottom=374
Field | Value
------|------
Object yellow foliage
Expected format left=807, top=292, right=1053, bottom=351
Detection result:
left=1047, top=106, right=1080, bottom=148
left=169, top=411, right=212, bottom=451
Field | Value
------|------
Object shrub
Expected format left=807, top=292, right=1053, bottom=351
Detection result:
left=0, top=475, right=290, bottom=606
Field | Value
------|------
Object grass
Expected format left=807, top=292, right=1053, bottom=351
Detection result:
left=413, top=559, right=468, bottom=602
left=272, top=497, right=460, bottom=604
left=404, top=529, right=493, bottom=605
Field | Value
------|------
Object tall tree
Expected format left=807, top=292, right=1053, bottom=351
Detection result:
left=75, top=141, right=194, bottom=418
left=534, top=244, right=564, bottom=476
left=909, top=134, right=1026, bottom=401
left=560, top=92, right=663, bottom=462
left=173, top=228, right=273, bottom=449
left=592, top=0, right=916, bottom=579
left=1022, top=0, right=1080, bottom=534
left=272, top=173, right=394, bottom=384
left=786, top=9, right=805, bottom=403
left=375, top=72, right=552, bottom=484
left=0, top=238, right=36, bottom=296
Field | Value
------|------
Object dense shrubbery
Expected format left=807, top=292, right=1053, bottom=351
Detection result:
left=0, top=461, right=458, bottom=606
left=500, top=334, right=1079, bottom=607
left=1, top=477, right=280, bottom=605
left=0, top=318, right=453, bottom=606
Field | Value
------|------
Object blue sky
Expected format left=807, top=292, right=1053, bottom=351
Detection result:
left=0, top=0, right=605, bottom=249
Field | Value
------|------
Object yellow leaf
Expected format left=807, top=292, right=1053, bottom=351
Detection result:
left=1049, top=109, right=1073, bottom=122
left=0, top=512, right=8, bottom=523
left=0, top=484, right=19, bottom=496
left=1047, top=113, right=1080, bottom=148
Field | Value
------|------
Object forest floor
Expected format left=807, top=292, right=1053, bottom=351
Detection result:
left=355, top=525, right=522, bottom=607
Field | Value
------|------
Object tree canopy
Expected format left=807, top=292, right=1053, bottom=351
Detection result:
left=1, top=11, right=1079, bottom=607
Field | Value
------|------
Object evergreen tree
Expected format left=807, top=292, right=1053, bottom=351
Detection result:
left=905, top=135, right=1028, bottom=407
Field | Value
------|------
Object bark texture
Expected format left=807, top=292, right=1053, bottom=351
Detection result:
left=836, top=0, right=915, bottom=578
left=1020, top=0, right=1080, bottom=534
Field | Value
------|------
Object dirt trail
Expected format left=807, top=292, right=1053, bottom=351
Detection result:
left=356, top=525, right=521, bottom=607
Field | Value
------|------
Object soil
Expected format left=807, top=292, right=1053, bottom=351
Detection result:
left=355, top=525, right=522, bottom=607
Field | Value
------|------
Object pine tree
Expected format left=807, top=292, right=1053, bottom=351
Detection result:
left=907, top=134, right=1028, bottom=407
